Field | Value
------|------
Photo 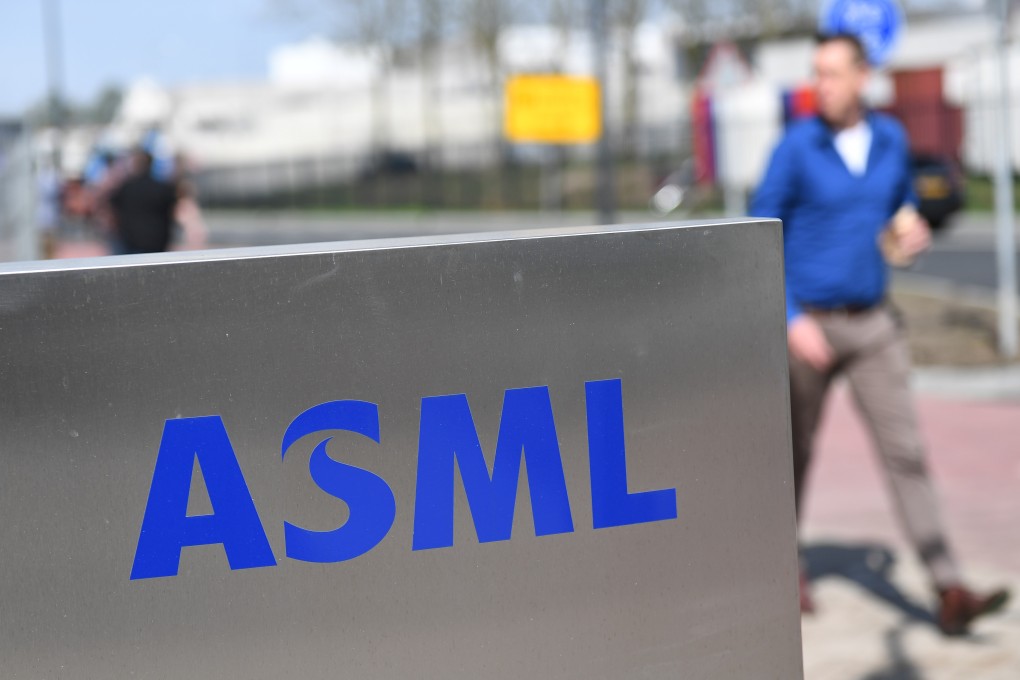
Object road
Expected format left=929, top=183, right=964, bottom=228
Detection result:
left=47, top=210, right=1020, bottom=298
left=202, top=209, right=648, bottom=246
left=898, top=213, right=1020, bottom=293
left=201, top=209, right=1019, bottom=294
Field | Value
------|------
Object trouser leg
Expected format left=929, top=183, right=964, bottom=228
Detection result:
left=843, top=309, right=961, bottom=589
left=788, top=353, right=833, bottom=519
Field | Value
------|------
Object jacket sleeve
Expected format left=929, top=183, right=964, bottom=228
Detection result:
left=893, top=123, right=919, bottom=213
left=750, top=136, right=802, bottom=323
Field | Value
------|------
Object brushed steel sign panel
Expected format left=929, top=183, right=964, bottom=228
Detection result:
left=0, top=219, right=801, bottom=679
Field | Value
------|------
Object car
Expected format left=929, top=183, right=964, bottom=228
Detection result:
left=359, top=150, right=418, bottom=179
left=911, top=154, right=964, bottom=230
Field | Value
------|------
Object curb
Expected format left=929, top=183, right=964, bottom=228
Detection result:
left=912, top=366, right=1020, bottom=401
left=892, top=275, right=1020, bottom=400
left=892, top=273, right=1016, bottom=315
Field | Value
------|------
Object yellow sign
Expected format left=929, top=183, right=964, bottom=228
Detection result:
left=504, top=75, right=601, bottom=144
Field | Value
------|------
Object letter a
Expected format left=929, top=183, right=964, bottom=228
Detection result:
left=130, top=416, right=276, bottom=580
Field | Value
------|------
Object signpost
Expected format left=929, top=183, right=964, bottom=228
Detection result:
left=819, top=0, right=904, bottom=66
left=992, top=0, right=1018, bottom=358
left=504, top=75, right=601, bottom=144
left=0, top=220, right=801, bottom=678
left=590, top=0, right=616, bottom=224
left=502, top=1, right=617, bottom=225
left=504, top=74, right=603, bottom=218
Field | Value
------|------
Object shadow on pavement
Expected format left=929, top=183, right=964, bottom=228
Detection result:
left=802, top=542, right=936, bottom=627
left=859, top=624, right=925, bottom=680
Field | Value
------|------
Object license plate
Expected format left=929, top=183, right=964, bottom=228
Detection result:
left=917, top=175, right=950, bottom=199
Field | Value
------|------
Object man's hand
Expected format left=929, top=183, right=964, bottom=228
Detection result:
left=882, top=205, right=932, bottom=266
left=898, top=211, right=932, bottom=260
left=788, top=315, right=834, bottom=372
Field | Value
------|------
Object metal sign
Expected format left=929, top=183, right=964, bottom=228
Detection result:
left=0, top=220, right=801, bottom=679
left=504, top=74, right=601, bottom=144
left=820, top=0, right=904, bottom=66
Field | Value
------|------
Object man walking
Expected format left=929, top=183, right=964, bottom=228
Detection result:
left=751, top=33, right=1009, bottom=635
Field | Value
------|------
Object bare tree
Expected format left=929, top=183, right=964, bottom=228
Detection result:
left=666, top=0, right=812, bottom=43
left=283, top=0, right=414, bottom=154
left=546, top=0, right=584, bottom=72
left=453, top=0, right=529, bottom=205
left=417, top=0, right=448, bottom=163
left=458, top=0, right=520, bottom=109
left=530, top=0, right=585, bottom=210
left=609, top=0, right=651, bottom=156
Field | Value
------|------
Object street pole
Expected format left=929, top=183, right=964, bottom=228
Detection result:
left=993, top=0, right=1018, bottom=358
left=590, top=0, right=616, bottom=224
left=42, top=0, right=65, bottom=170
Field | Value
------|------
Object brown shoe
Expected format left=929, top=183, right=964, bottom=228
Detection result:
left=799, top=568, right=815, bottom=615
left=937, top=585, right=1011, bottom=636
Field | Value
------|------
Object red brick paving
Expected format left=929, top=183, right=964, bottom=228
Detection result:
left=802, top=385, right=1020, bottom=575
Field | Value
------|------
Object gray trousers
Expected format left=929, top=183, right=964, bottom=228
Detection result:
left=789, top=305, right=961, bottom=589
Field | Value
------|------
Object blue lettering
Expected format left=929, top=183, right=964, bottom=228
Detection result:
left=131, top=380, right=676, bottom=580
left=412, top=386, right=574, bottom=550
left=282, top=401, right=396, bottom=563
left=130, top=416, right=276, bottom=580
left=586, top=379, right=677, bottom=529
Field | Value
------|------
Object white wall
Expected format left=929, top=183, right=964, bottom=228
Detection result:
left=713, top=79, right=782, bottom=191
left=949, top=46, right=1020, bottom=173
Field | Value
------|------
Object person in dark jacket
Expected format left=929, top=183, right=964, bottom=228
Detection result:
left=751, top=32, right=1009, bottom=635
left=108, top=148, right=178, bottom=254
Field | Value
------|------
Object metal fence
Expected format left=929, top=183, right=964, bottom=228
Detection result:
left=191, top=123, right=694, bottom=212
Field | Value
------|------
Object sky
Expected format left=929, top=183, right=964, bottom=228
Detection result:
left=0, top=0, right=320, bottom=116
left=0, top=0, right=980, bottom=118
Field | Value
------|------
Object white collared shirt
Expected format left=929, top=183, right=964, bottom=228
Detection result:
left=833, top=120, right=872, bottom=176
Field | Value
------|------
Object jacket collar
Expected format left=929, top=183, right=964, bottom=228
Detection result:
left=811, top=110, right=892, bottom=169
left=812, top=110, right=881, bottom=141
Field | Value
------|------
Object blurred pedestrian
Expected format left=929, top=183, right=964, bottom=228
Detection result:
left=751, top=32, right=1009, bottom=635
left=108, top=148, right=178, bottom=255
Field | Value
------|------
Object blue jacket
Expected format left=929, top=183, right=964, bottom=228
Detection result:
left=750, top=112, right=917, bottom=323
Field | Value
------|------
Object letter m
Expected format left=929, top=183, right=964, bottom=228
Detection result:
left=412, top=386, right=574, bottom=550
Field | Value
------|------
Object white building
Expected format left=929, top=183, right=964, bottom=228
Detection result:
left=105, top=22, right=688, bottom=175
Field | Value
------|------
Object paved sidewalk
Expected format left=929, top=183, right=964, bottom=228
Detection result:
left=800, top=386, right=1020, bottom=679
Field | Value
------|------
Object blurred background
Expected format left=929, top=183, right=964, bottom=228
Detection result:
left=2, top=0, right=1014, bottom=239
left=1, top=1, right=1019, bottom=678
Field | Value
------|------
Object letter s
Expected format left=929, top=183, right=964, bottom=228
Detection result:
left=282, top=401, right=396, bottom=563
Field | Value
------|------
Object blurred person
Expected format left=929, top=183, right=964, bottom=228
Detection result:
left=108, top=148, right=178, bottom=255
left=84, top=147, right=132, bottom=239
left=751, top=33, right=1009, bottom=635
left=172, top=152, right=208, bottom=250
left=82, top=146, right=116, bottom=186
left=141, top=127, right=176, bottom=182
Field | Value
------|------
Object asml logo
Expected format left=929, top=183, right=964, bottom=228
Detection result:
left=130, top=379, right=677, bottom=580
